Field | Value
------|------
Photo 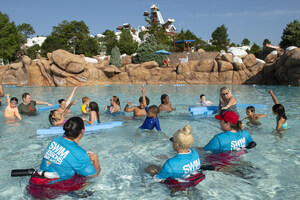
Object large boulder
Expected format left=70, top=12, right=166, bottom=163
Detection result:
left=265, top=53, right=277, bottom=63
left=218, top=71, right=233, bottom=84
left=122, top=55, right=132, bottom=66
left=52, top=49, right=86, bottom=73
left=27, top=63, right=49, bottom=86
left=195, top=59, right=214, bottom=72
left=128, top=67, right=151, bottom=83
left=8, top=62, right=23, bottom=70
left=218, top=60, right=233, bottom=72
left=141, top=61, right=159, bottom=69
left=177, top=63, right=191, bottom=74
left=243, top=54, right=257, bottom=69
left=21, top=55, right=32, bottom=66
left=222, top=54, right=233, bottom=63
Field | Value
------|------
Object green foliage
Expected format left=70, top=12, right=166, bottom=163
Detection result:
left=262, top=38, right=271, bottom=50
left=241, top=38, right=250, bottom=46
left=138, top=31, right=147, bottom=41
left=133, top=34, right=164, bottom=66
left=0, top=11, right=23, bottom=62
left=118, top=29, right=138, bottom=55
left=41, top=35, right=67, bottom=56
left=280, top=20, right=300, bottom=48
left=52, top=20, right=89, bottom=41
left=203, top=45, right=218, bottom=52
left=174, top=29, right=206, bottom=51
left=17, top=23, right=35, bottom=42
left=26, top=44, right=40, bottom=59
left=76, top=37, right=100, bottom=57
left=110, top=46, right=122, bottom=68
left=247, top=43, right=261, bottom=57
left=211, top=24, right=230, bottom=51
left=147, top=21, right=172, bottom=46
left=230, top=43, right=236, bottom=47
left=102, top=29, right=118, bottom=55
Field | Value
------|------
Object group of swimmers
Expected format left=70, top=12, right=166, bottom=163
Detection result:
left=0, top=84, right=289, bottom=197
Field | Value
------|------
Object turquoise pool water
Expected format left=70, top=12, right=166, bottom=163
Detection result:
left=0, top=84, right=299, bottom=200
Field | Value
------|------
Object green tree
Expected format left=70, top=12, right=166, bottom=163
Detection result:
left=26, top=44, right=41, bottom=59
left=17, top=23, right=35, bottom=42
left=76, top=37, right=100, bottom=57
left=174, top=29, right=206, bottom=51
left=102, top=29, right=118, bottom=55
left=52, top=20, right=89, bottom=42
left=133, top=34, right=164, bottom=66
left=41, top=35, right=67, bottom=56
left=211, top=24, right=230, bottom=51
left=147, top=21, right=172, bottom=46
left=241, top=38, right=250, bottom=46
left=280, top=20, right=300, bottom=48
left=138, top=31, right=147, bottom=41
left=0, top=11, right=23, bottom=62
left=248, top=43, right=261, bottom=57
left=230, top=42, right=236, bottom=47
left=262, top=38, right=271, bottom=50
left=110, top=46, right=122, bottom=68
left=118, top=29, right=138, bottom=55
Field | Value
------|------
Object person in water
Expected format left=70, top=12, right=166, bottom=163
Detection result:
left=146, top=125, right=201, bottom=181
left=57, top=87, right=77, bottom=114
left=218, top=87, right=239, bottom=116
left=159, top=94, right=176, bottom=113
left=243, top=106, right=266, bottom=125
left=0, top=84, right=4, bottom=106
left=269, top=90, right=288, bottom=130
left=124, top=91, right=150, bottom=117
left=18, top=93, right=53, bottom=115
left=139, top=87, right=161, bottom=131
left=37, top=117, right=100, bottom=183
left=81, top=96, right=90, bottom=114
left=198, top=94, right=213, bottom=106
left=4, top=94, right=22, bottom=120
left=49, top=100, right=76, bottom=126
left=82, top=101, right=100, bottom=124
left=199, top=111, right=256, bottom=154
left=105, top=96, right=121, bottom=114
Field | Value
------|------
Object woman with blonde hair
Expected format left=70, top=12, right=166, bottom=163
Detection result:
left=218, top=87, right=239, bottom=116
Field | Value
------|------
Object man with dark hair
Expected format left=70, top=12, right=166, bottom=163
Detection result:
left=18, top=93, right=52, bottom=114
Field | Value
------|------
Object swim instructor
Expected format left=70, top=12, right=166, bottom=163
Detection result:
left=38, top=117, right=101, bottom=183
left=18, top=93, right=52, bottom=114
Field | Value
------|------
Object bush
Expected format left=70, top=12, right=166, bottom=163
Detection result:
left=280, top=20, right=300, bottom=48
left=26, top=44, right=41, bottom=59
left=110, top=46, right=122, bottom=68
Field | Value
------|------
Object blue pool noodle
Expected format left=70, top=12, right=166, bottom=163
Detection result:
left=37, top=121, right=123, bottom=135
left=38, top=104, right=60, bottom=112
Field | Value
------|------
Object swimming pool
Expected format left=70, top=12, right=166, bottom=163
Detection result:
left=0, top=84, right=299, bottom=200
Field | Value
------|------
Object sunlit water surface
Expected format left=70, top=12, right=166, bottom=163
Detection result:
left=0, top=84, right=299, bottom=200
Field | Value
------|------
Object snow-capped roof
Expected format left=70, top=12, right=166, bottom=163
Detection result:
left=25, top=36, right=47, bottom=47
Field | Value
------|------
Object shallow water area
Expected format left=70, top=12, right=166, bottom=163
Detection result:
left=0, top=84, right=300, bottom=200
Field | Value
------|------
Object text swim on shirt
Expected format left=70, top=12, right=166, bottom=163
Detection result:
left=203, top=129, right=253, bottom=154
left=40, top=136, right=96, bottom=183
left=155, top=149, right=201, bottom=180
left=139, top=106, right=161, bottom=131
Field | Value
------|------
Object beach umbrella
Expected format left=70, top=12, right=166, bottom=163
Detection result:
left=154, top=50, right=172, bottom=55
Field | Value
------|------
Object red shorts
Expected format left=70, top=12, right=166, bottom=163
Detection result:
left=161, top=172, right=205, bottom=191
left=27, top=173, right=86, bottom=199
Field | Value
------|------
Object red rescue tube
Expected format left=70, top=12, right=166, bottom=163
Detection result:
left=161, top=172, right=205, bottom=191
left=205, top=150, right=247, bottom=170
left=27, top=174, right=86, bottom=199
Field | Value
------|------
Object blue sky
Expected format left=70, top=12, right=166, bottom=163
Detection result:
left=1, top=0, right=300, bottom=46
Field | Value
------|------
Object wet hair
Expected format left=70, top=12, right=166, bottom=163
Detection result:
left=139, top=96, right=150, bottom=105
left=22, top=93, right=30, bottom=100
left=10, top=97, right=18, bottom=103
left=173, top=125, right=193, bottom=150
left=161, top=94, right=168, bottom=104
left=63, top=117, right=85, bottom=140
left=112, top=96, right=120, bottom=106
left=49, top=110, right=56, bottom=125
left=82, top=97, right=90, bottom=104
left=200, top=94, right=205, bottom=99
left=89, top=101, right=100, bottom=123
left=58, top=99, right=66, bottom=104
left=148, top=105, right=159, bottom=115
left=246, top=106, right=255, bottom=113
left=272, top=104, right=287, bottom=120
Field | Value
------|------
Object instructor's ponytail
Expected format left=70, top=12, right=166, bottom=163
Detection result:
left=63, top=117, right=85, bottom=140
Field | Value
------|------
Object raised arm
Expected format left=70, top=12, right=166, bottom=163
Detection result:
left=66, top=87, right=77, bottom=106
left=141, top=87, right=147, bottom=108
left=124, top=102, right=136, bottom=112
left=269, top=90, right=279, bottom=104
left=62, top=100, right=76, bottom=117
left=5, top=94, right=10, bottom=105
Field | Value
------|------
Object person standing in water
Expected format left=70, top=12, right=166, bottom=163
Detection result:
left=159, top=94, right=176, bottom=113
left=18, top=93, right=53, bottom=115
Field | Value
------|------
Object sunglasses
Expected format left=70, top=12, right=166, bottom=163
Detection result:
left=169, top=137, right=174, bottom=142
left=221, top=92, right=229, bottom=96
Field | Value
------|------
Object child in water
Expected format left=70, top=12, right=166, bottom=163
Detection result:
left=198, top=94, right=213, bottom=106
left=49, top=100, right=76, bottom=126
left=139, top=87, right=161, bottom=131
left=124, top=92, right=150, bottom=117
left=57, top=86, right=77, bottom=114
left=82, top=101, right=100, bottom=124
left=81, top=96, right=90, bottom=114
left=4, top=94, right=22, bottom=120
left=269, top=90, right=288, bottom=130
left=159, top=94, right=176, bottom=113
left=243, top=106, right=266, bottom=125
left=105, top=96, right=121, bottom=114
